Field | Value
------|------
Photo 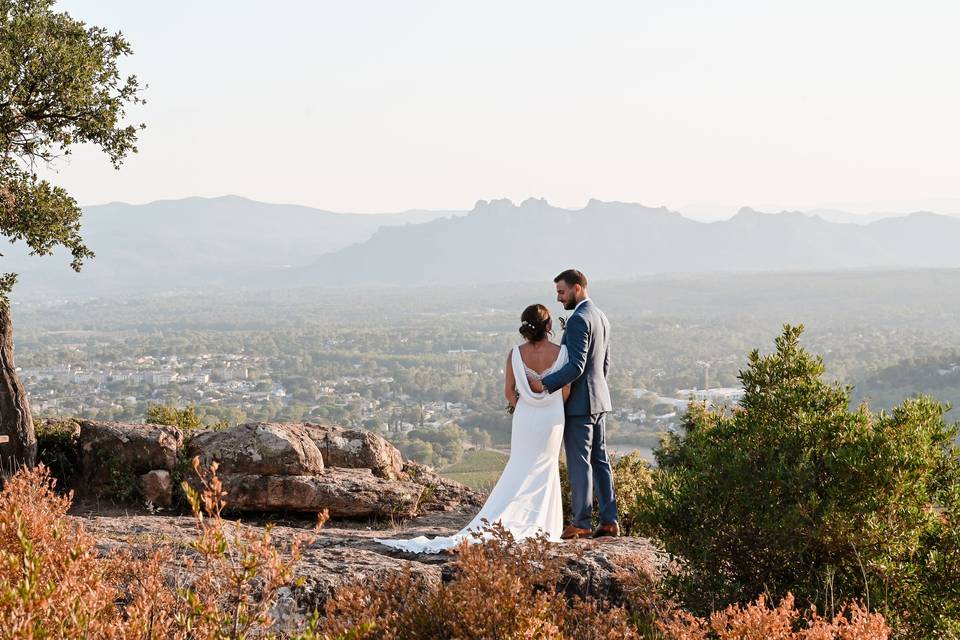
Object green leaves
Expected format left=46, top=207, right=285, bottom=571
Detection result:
left=637, top=325, right=960, bottom=638
left=0, top=0, right=143, bottom=164
left=0, top=0, right=143, bottom=300
left=146, top=403, right=205, bottom=433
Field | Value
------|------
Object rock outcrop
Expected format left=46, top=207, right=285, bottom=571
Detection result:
left=138, top=470, right=173, bottom=507
left=181, top=422, right=477, bottom=517
left=210, top=469, right=425, bottom=518
left=79, top=420, right=182, bottom=487
left=187, top=422, right=325, bottom=476
left=72, top=420, right=480, bottom=519
left=302, top=423, right=404, bottom=479
left=69, top=421, right=665, bottom=636
left=80, top=509, right=669, bottom=635
left=552, top=536, right=666, bottom=602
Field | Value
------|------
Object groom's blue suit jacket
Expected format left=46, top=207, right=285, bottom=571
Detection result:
left=541, top=299, right=612, bottom=417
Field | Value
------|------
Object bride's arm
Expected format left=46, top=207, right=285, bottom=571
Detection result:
left=562, top=384, right=571, bottom=403
left=504, top=352, right=518, bottom=410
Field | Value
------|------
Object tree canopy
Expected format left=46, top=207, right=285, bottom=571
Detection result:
left=638, top=325, right=960, bottom=637
left=0, top=0, right=143, bottom=300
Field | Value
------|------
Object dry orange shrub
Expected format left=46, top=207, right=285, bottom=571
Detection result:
left=177, top=458, right=304, bottom=638
left=0, top=464, right=892, bottom=640
left=322, top=528, right=891, bottom=640
left=0, top=462, right=305, bottom=640
left=0, top=464, right=120, bottom=639
left=659, top=593, right=889, bottom=640
left=323, top=523, right=646, bottom=640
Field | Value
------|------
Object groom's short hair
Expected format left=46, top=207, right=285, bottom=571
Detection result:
left=554, top=269, right=588, bottom=289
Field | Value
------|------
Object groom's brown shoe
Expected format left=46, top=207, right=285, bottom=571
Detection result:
left=560, top=524, right=592, bottom=540
left=592, top=522, right=620, bottom=538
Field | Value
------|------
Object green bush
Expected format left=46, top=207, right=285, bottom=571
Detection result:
left=558, top=450, right=653, bottom=535
left=612, top=451, right=654, bottom=536
left=105, top=457, right=140, bottom=503
left=637, top=325, right=960, bottom=638
left=145, top=403, right=204, bottom=433
left=34, top=418, right=81, bottom=491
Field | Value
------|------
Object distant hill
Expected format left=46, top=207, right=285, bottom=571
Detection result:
left=801, top=208, right=903, bottom=225
left=5, top=196, right=459, bottom=298
left=282, top=198, right=960, bottom=287
left=852, top=352, right=960, bottom=414
left=9, top=195, right=960, bottom=297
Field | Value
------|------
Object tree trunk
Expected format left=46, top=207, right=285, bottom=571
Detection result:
left=0, top=304, right=34, bottom=476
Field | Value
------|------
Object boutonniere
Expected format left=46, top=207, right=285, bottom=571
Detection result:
left=558, top=316, right=567, bottom=331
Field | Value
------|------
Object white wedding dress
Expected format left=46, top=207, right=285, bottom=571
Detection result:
left=377, top=345, right=568, bottom=553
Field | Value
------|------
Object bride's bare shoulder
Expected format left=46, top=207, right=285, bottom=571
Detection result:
left=539, top=341, right=562, bottom=365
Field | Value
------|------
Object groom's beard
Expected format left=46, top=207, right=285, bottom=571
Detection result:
left=564, top=300, right=577, bottom=310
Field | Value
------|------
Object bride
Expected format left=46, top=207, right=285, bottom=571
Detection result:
left=377, top=304, right=570, bottom=553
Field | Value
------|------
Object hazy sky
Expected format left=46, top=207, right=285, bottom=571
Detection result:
left=45, top=1, right=960, bottom=218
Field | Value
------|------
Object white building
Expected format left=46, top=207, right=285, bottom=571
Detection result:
left=216, top=367, right=248, bottom=381
left=675, top=388, right=746, bottom=404
left=149, top=372, right=175, bottom=385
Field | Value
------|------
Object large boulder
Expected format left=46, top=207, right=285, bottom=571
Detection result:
left=79, top=421, right=182, bottom=485
left=187, top=422, right=324, bottom=476
left=214, top=468, right=425, bottom=518
left=184, top=423, right=431, bottom=517
left=303, top=423, right=403, bottom=479
left=138, top=470, right=173, bottom=507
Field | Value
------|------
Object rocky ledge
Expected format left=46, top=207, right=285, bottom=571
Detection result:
left=66, top=420, right=668, bottom=631
left=79, top=506, right=669, bottom=631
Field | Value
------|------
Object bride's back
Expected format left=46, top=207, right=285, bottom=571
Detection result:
left=511, top=303, right=568, bottom=407
left=518, top=340, right=562, bottom=375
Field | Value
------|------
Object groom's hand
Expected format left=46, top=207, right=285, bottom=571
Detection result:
left=528, top=376, right=545, bottom=393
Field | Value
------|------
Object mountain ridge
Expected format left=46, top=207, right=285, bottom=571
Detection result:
left=8, top=195, right=960, bottom=297
left=282, top=199, right=960, bottom=288
left=5, top=195, right=462, bottom=298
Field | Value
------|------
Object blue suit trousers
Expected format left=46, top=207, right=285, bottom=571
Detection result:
left=564, top=412, right=618, bottom=529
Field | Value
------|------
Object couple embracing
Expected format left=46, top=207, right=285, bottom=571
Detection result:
left=379, top=269, right=619, bottom=553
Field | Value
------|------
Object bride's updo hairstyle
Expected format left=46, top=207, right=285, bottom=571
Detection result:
left=519, top=304, right=552, bottom=342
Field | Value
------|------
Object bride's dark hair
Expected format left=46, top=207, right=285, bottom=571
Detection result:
left=519, top=304, right=552, bottom=342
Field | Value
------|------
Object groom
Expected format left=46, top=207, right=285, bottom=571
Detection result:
left=529, top=269, right=619, bottom=539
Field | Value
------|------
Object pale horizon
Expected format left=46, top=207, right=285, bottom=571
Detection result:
left=44, top=1, right=960, bottom=221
